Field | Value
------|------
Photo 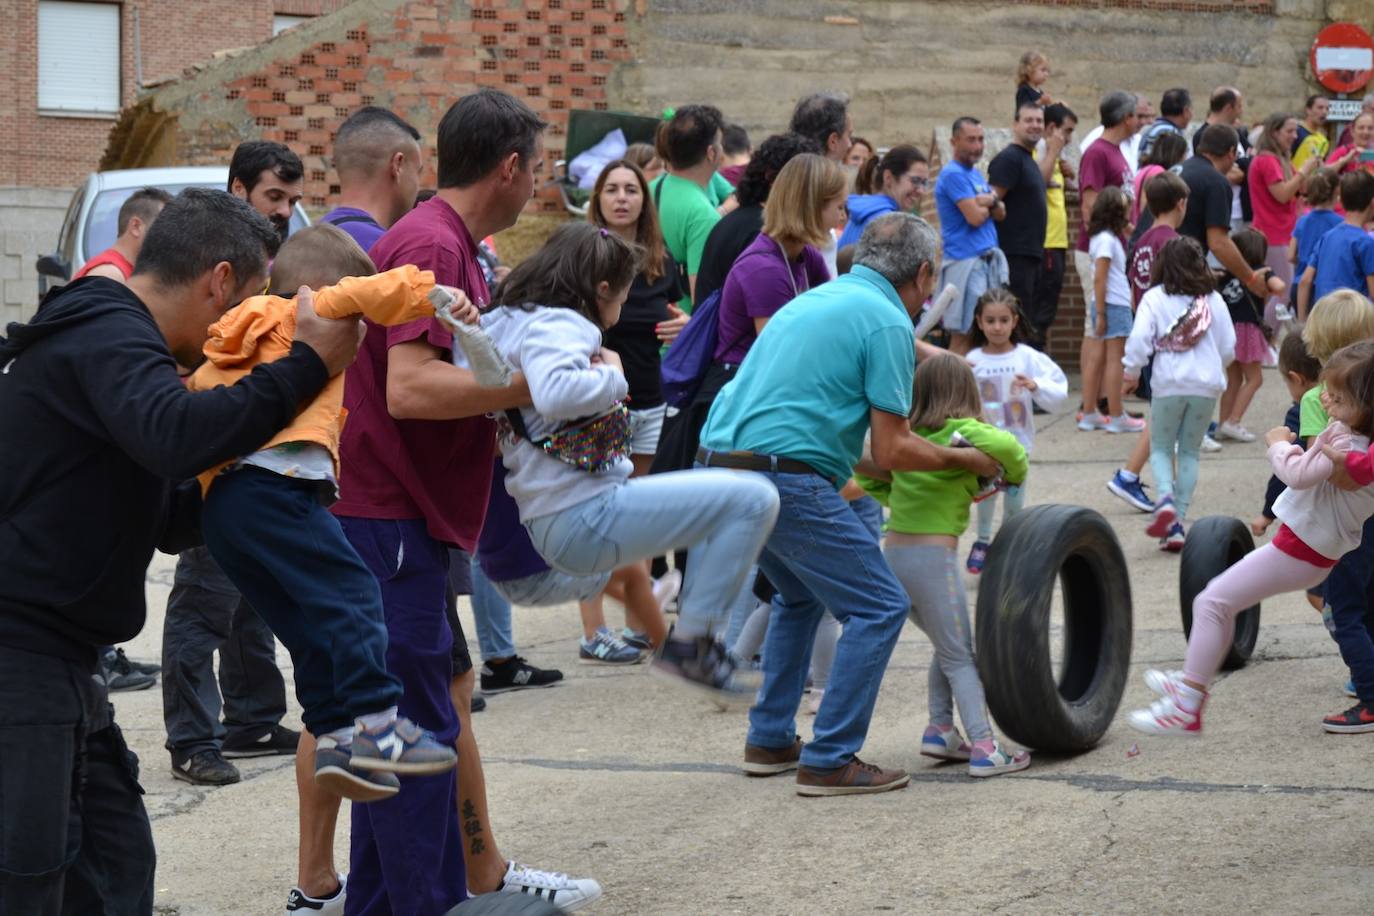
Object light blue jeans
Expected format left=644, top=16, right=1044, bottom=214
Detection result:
left=492, top=566, right=610, bottom=608
left=746, top=473, right=909, bottom=771
left=1149, top=394, right=1216, bottom=520
left=975, top=483, right=1026, bottom=543
left=468, top=558, right=516, bottom=661
left=525, top=470, right=779, bottom=637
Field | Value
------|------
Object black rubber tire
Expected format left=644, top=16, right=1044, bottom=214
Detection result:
left=1179, top=515, right=1261, bottom=670
left=975, top=504, right=1133, bottom=753
left=446, top=894, right=563, bottom=915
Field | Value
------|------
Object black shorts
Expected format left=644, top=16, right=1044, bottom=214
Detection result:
left=445, top=548, right=475, bottom=677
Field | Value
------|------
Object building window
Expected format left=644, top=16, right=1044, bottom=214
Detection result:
left=273, top=14, right=312, bottom=35
left=38, top=1, right=121, bottom=115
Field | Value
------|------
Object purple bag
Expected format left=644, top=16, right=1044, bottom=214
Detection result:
left=659, top=288, right=723, bottom=408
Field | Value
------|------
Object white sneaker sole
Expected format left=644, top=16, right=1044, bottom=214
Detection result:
left=577, top=652, right=644, bottom=666
left=349, top=755, right=457, bottom=776
left=1126, top=711, right=1202, bottom=737
left=1106, top=479, right=1154, bottom=513
left=1321, top=720, right=1374, bottom=734
left=313, top=765, right=400, bottom=802
left=968, top=756, right=1031, bottom=778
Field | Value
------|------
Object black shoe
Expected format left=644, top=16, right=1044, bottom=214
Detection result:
left=172, top=749, right=241, bottom=786
left=111, top=647, right=161, bottom=676
left=470, top=693, right=487, bottom=713
left=222, top=723, right=302, bottom=759
left=479, top=656, right=564, bottom=694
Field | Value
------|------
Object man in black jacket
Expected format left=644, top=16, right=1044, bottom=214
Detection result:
left=0, top=188, right=362, bottom=915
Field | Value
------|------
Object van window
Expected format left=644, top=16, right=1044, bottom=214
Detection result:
left=84, top=187, right=309, bottom=260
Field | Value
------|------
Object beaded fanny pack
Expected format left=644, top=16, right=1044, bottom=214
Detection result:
left=502, top=403, right=632, bottom=473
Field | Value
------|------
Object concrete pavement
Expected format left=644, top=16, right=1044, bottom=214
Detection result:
left=111, top=363, right=1374, bottom=915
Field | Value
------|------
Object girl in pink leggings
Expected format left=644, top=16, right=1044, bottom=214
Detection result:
left=1128, top=340, right=1374, bottom=736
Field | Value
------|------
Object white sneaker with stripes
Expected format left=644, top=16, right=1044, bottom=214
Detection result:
left=494, top=861, right=602, bottom=912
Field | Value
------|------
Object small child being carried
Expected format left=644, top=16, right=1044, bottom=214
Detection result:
left=858, top=354, right=1031, bottom=776
left=189, top=224, right=466, bottom=801
left=963, top=287, right=1067, bottom=574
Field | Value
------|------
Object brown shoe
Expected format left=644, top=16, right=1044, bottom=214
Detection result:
left=742, top=737, right=803, bottom=776
left=795, top=756, right=910, bottom=797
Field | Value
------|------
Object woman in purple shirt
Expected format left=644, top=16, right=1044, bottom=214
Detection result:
left=714, top=153, right=847, bottom=365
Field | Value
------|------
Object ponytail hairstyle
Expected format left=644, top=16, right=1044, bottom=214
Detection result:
left=967, top=286, right=1031, bottom=349
left=909, top=353, right=984, bottom=431
left=855, top=144, right=927, bottom=196
left=1304, top=167, right=1339, bottom=207
left=493, top=222, right=640, bottom=331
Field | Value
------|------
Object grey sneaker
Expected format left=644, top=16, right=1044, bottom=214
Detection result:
left=648, top=629, right=758, bottom=708
left=579, top=627, right=642, bottom=665
left=349, top=717, right=456, bottom=775
left=314, top=737, right=401, bottom=802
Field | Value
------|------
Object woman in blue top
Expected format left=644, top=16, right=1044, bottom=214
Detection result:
left=837, top=144, right=929, bottom=250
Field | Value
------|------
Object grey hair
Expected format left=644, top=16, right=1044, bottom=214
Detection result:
left=853, top=212, right=939, bottom=288
left=1100, top=90, right=1138, bottom=128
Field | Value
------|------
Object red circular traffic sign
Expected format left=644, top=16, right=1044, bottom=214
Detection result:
left=1312, top=22, right=1374, bottom=94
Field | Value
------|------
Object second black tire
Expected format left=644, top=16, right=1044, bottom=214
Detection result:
left=975, top=504, right=1133, bottom=753
left=1179, top=515, right=1261, bottom=670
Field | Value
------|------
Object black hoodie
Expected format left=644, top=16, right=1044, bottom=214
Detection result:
left=0, top=277, right=329, bottom=662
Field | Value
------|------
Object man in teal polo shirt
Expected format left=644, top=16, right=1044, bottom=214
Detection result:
left=699, top=213, right=999, bottom=797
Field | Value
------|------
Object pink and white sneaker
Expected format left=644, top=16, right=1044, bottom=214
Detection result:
left=919, top=724, right=972, bottom=761
left=1127, top=671, right=1206, bottom=736
left=968, top=739, right=1030, bottom=777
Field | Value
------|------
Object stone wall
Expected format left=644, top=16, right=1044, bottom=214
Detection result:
left=0, top=188, right=70, bottom=327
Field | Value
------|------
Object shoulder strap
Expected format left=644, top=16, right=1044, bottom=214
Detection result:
left=653, top=177, right=665, bottom=208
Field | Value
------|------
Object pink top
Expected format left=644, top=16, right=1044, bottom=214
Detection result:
left=333, top=196, right=496, bottom=550
left=1131, top=165, right=1163, bottom=224
left=1247, top=153, right=1298, bottom=246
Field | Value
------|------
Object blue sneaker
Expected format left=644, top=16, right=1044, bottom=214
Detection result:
left=1146, top=496, right=1177, bottom=539
left=620, top=628, right=652, bottom=651
left=919, top=724, right=971, bottom=762
left=1106, top=470, right=1155, bottom=513
left=349, top=717, right=457, bottom=776
left=579, top=627, right=643, bottom=665
left=1161, top=522, right=1186, bottom=553
left=965, top=541, right=991, bottom=575
left=1346, top=679, right=1358, bottom=698
left=314, top=737, right=401, bottom=802
left=968, top=740, right=1030, bottom=778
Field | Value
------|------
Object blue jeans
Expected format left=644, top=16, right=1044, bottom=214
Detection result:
left=202, top=468, right=402, bottom=736
left=526, top=470, right=779, bottom=637
left=467, top=556, right=516, bottom=661
left=1325, top=516, right=1374, bottom=702
left=746, top=472, right=909, bottom=771
left=1149, top=394, right=1216, bottom=520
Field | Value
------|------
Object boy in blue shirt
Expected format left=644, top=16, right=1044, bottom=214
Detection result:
left=1297, top=170, right=1374, bottom=318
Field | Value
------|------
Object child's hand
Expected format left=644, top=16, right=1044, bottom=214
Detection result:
left=655, top=305, right=689, bottom=343
left=1094, top=314, right=1108, bottom=338
left=595, top=347, right=624, bottom=374
left=1249, top=514, right=1274, bottom=537
left=437, top=286, right=480, bottom=324
left=1010, top=373, right=1038, bottom=393
left=1122, top=374, right=1139, bottom=396
left=1265, top=426, right=1297, bottom=447
left=1321, top=442, right=1351, bottom=465
left=1266, top=275, right=1287, bottom=296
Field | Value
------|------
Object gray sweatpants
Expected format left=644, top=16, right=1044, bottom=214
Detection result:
left=883, top=544, right=993, bottom=741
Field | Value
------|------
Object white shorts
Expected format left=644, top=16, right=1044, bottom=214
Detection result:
left=1073, top=249, right=1098, bottom=340
left=628, top=404, right=667, bottom=455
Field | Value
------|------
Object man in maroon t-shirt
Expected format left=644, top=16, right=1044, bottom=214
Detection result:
left=1074, top=91, right=1138, bottom=427
left=333, top=89, right=600, bottom=914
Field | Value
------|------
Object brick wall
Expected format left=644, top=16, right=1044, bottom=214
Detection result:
left=149, top=0, right=633, bottom=212
left=0, top=0, right=350, bottom=188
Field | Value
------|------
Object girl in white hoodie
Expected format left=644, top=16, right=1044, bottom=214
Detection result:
left=453, top=223, right=779, bottom=704
left=1123, top=237, right=1236, bottom=550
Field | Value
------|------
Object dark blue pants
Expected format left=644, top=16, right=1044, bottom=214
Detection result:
left=202, top=469, right=402, bottom=737
left=1324, top=515, right=1374, bottom=703
left=338, top=516, right=465, bottom=916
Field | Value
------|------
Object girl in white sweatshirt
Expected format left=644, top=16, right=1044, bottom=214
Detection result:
left=455, top=223, right=779, bottom=703
left=1129, top=339, right=1374, bottom=737
left=1123, top=237, right=1236, bottom=551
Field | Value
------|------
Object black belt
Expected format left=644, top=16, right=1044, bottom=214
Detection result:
left=696, top=448, right=826, bottom=479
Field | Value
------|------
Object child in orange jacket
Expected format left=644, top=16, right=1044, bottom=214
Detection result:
left=188, top=224, right=479, bottom=801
